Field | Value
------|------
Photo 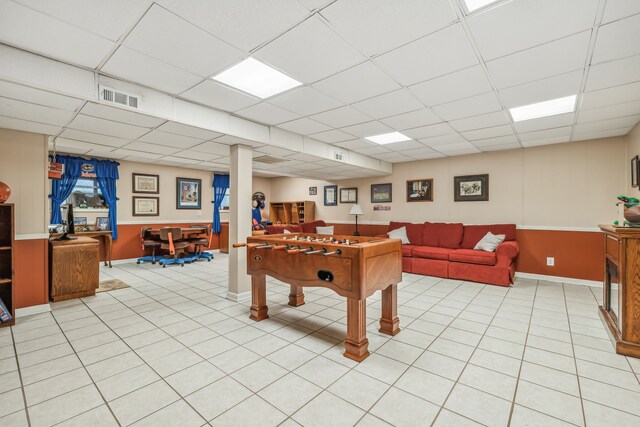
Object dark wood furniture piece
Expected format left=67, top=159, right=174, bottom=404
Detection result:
left=147, top=226, right=207, bottom=237
left=0, top=204, right=15, bottom=327
left=49, top=236, right=99, bottom=302
left=599, top=224, right=640, bottom=358
left=269, top=201, right=315, bottom=224
left=219, top=222, right=229, bottom=254
left=235, top=233, right=402, bottom=361
left=74, top=230, right=112, bottom=267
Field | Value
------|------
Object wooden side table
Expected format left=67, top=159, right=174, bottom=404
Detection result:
left=49, top=236, right=100, bottom=302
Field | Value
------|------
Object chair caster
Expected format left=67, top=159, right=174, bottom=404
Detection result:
left=136, top=261, right=140, bottom=264
left=163, top=265, right=166, bottom=268
left=207, top=259, right=211, bottom=262
left=181, top=264, right=184, bottom=267
left=152, top=261, right=156, bottom=265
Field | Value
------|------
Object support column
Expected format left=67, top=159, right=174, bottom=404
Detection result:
left=227, top=144, right=253, bottom=301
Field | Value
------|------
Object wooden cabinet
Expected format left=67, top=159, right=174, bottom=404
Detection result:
left=49, top=236, right=99, bottom=302
left=219, top=222, right=229, bottom=254
left=269, top=201, right=315, bottom=224
left=0, top=204, right=14, bottom=327
left=599, top=225, right=640, bottom=357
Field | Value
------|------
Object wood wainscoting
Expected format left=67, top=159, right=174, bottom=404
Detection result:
left=14, top=238, right=48, bottom=309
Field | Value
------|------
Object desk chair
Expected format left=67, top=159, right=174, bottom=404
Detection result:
left=136, top=226, right=162, bottom=265
left=158, top=227, right=191, bottom=268
left=188, top=225, right=214, bottom=261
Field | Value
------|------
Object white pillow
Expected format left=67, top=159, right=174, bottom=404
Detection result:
left=387, top=226, right=410, bottom=244
left=283, top=229, right=291, bottom=234
left=316, top=225, right=334, bottom=235
left=474, top=232, right=506, bottom=252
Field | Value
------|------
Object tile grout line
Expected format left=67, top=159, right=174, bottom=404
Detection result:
left=8, top=326, right=32, bottom=426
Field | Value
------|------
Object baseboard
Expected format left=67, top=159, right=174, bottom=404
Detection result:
left=515, top=272, right=602, bottom=288
left=15, top=303, right=51, bottom=318
left=226, top=291, right=251, bottom=302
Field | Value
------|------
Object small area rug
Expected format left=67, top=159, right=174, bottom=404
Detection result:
left=96, top=279, right=130, bottom=293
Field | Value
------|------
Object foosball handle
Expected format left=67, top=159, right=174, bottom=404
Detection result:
left=272, top=245, right=287, bottom=251
left=232, top=243, right=246, bottom=248
left=286, top=248, right=300, bottom=254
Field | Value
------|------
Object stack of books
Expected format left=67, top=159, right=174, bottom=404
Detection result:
left=0, top=297, right=11, bottom=323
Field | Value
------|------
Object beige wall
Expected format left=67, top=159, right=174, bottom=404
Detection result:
left=270, top=137, right=627, bottom=228
left=0, top=128, right=48, bottom=235
left=627, top=123, right=640, bottom=195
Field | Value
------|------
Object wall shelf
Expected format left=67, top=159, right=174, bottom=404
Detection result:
left=269, top=201, right=315, bottom=225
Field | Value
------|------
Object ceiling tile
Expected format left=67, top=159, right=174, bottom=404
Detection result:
left=498, top=70, right=583, bottom=108
left=67, top=114, right=150, bottom=139
left=519, top=126, right=572, bottom=142
left=432, top=92, right=503, bottom=121
left=235, top=102, right=301, bottom=125
left=384, top=140, right=425, bottom=151
left=601, top=0, right=640, bottom=24
left=572, top=127, right=631, bottom=141
left=340, top=121, right=393, bottom=138
left=123, top=5, right=243, bottom=77
left=268, top=86, right=342, bottom=116
left=312, top=61, right=400, bottom=104
left=308, top=129, right=355, bottom=143
left=0, top=115, right=62, bottom=136
left=80, top=102, right=165, bottom=128
left=477, top=142, right=522, bottom=152
left=190, top=141, right=231, bottom=156
left=581, top=81, right=640, bottom=110
left=470, top=134, right=520, bottom=147
left=461, top=125, right=514, bottom=141
left=573, top=115, right=640, bottom=134
left=122, top=140, right=181, bottom=155
left=467, top=0, right=598, bottom=60
left=380, top=109, right=441, bottom=131
left=85, top=149, right=127, bottom=159
left=101, top=46, right=204, bottom=95
left=156, top=121, right=223, bottom=140
left=332, top=139, right=378, bottom=150
left=352, top=89, right=424, bottom=120
left=320, top=0, right=456, bottom=56
left=486, top=31, right=590, bottom=89
left=419, top=133, right=467, bottom=147
left=408, top=65, right=493, bottom=107
left=277, top=118, right=331, bottom=135
left=254, top=16, right=365, bottom=83
left=59, top=129, right=131, bottom=148
left=592, top=13, right=640, bottom=64
left=113, top=148, right=165, bottom=160
left=585, top=54, right=640, bottom=92
left=577, top=100, right=640, bottom=123
left=179, top=80, right=260, bottom=112
left=158, top=0, right=309, bottom=52
left=403, top=122, right=456, bottom=139
left=138, top=129, right=204, bottom=148
left=0, top=80, right=84, bottom=111
left=214, top=135, right=265, bottom=147
left=512, top=113, right=576, bottom=133
left=0, top=97, right=76, bottom=126
left=0, top=0, right=115, bottom=68
left=374, top=23, right=478, bottom=86
left=369, top=151, right=413, bottom=163
left=448, top=111, right=511, bottom=132
left=400, top=147, right=445, bottom=160
left=310, top=106, right=371, bottom=129
left=434, top=141, right=479, bottom=152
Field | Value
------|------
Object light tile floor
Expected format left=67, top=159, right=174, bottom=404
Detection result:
left=1, top=253, right=640, bottom=426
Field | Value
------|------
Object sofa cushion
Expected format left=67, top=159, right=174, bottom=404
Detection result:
left=461, top=224, right=516, bottom=249
left=300, top=220, right=326, bottom=233
left=389, top=221, right=424, bottom=245
left=401, top=245, right=415, bottom=257
left=423, top=222, right=464, bottom=249
left=474, top=232, right=505, bottom=252
left=388, top=226, right=410, bottom=244
left=412, top=246, right=453, bottom=261
left=449, top=249, right=497, bottom=266
left=266, top=224, right=302, bottom=234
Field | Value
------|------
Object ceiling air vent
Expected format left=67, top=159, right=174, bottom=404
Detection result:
left=254, top=155, right=287, bottom=165
left=99, top=85, right=141, bottom=109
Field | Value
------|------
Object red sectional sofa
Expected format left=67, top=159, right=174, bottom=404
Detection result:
left=266, top=220, right=327, bottom=235
left=387, top=222, right=519, bottom=287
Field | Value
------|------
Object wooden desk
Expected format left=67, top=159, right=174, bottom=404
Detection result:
left=74, top=231, right=112, bottom=268
left=49, top=236, right=100, bottom=302
left=220, top=223, right=229, bottom=253
left=148, top=226, right=208, bottom=237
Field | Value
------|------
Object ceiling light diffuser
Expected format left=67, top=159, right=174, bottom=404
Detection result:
left=365, top=132, right=412, bottom=145
left=212, top=57, right=302, bottom=99
left=509, top=95, right=577, bottom=122
left=463, top=0, right=500, bottom=13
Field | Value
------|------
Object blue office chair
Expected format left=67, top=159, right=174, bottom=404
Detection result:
left=158, top=227, right=191, bottom=268
left=188, top=224, right=214, bottom=261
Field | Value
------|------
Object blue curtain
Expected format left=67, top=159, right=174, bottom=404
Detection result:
left=212, top=174, right=230, bottom=233
left=49, top=170, right=80, bottom=225
left=94, top=159, right=120, bottom=239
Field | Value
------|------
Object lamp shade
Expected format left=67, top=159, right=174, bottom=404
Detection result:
left=349, top=204, right=364, bottom=215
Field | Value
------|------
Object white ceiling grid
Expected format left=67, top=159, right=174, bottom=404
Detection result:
left=0, top=0, right=637, bottom=179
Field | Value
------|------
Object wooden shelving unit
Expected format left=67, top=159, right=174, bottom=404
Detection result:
left=0, top=204, right=15, bottom=327
left=269, top=201, right=315, bottom=225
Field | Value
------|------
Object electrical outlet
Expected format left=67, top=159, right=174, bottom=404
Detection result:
left=546, top=257, right=555, bottom=266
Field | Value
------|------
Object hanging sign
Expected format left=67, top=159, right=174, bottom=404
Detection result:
left=48, top=162, right=63, bottom=179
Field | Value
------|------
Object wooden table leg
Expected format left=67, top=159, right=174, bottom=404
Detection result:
left=250, top=275, right=269, bottom=321
left=288, top=285, right=305, bottom=307
left=379, top=284, right=400, bottom=335
left=106, top=235, right=113, bottom=268
left=344, top=298, right=369, bottom=362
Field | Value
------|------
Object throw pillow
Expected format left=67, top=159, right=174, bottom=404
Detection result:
left=283, top=229, right=291, bottom=234
left=316, top=225, right=334, bottom=235
left=474, top=232, right=506, bottom=252
left=387, top=226, right=410, bottom=244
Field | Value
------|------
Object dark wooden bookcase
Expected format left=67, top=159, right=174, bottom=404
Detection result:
left=0, top=204, right=15, bottom=327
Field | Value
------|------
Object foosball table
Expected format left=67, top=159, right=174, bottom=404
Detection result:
left=233, top=233, right=402, bottom=361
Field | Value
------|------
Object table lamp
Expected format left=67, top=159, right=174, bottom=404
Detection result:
left=349, top=204, right=364, bottom=236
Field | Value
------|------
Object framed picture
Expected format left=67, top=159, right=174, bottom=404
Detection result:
left=407, top=179, right=433, bottom=202
left=133, top=196, right=159, bottom=216
left=632, top=156, right=638, bottom=188
left=85, top=225, right=96, bottom=231
left=309, top=186, right=317, bottom=195
left=74, top=217, right=87, bottom=225
left=324, top=185, right=337, bottom=206
left=132, top=173, right=159, bottom=194
left=176, top=177, right=201, bottom=209
left=454, top=174, right=489, bottom=202
left=96, top=217, right=110, bottom=231
left=371, top=183, right=392, bottom=203
left=340, top=187, right=358, bottom=203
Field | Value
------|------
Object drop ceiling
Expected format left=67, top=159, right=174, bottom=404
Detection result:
left=0, top=0, right=639, bottom=178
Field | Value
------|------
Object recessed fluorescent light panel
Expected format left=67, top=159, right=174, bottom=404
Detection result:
left=509, top=95, right=577, bottom=122
left=463, top=0, right=500, bottom=13
left=212, top=57, right=302, bottom=99
left=365, top=132, right=411, bottom=145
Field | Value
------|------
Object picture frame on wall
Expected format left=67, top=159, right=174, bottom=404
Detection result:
left=176, top=177, right=201, bottom=209
left=324, top=185, right=337, bottom=206
left=309, top=186, right=317, bottom=195
left=96, top=217, right=110, bottom=231
left=406, top=179, right=433, bottom=202
left=454, top=174, right=489, bottom=202
left=133, top=196, right=159, bottom=216
left=73, top=217, right=87, bottom=225
left=632, top=156, right=638, bottom=188
left=371, top=183, right=392, bottom=203
left=132, top=173, right=159, bottom=194
left=340, top=187, right=357, bottom=203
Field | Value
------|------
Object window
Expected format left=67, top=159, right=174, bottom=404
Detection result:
left=220, top=189, right=230, bottom=211
left=67, top=178, right=107, bottom=209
